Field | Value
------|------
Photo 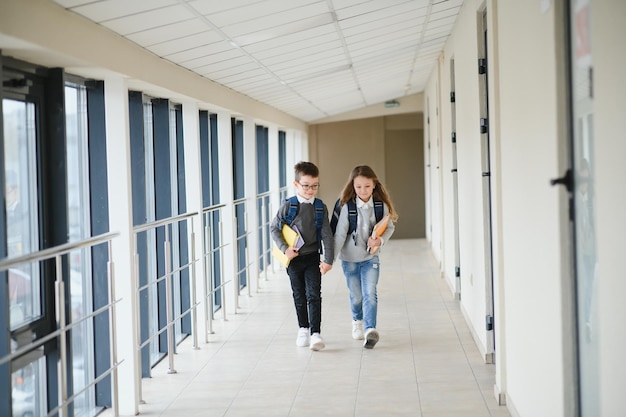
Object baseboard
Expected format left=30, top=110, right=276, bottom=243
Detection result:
left=494, top=384, right=506, bottom=406
left=459, top=302, right=491, bottom=363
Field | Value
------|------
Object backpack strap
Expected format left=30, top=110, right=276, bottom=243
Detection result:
left=346, top=199, right=358, bottom=234
left=330, top=198, right=342, bottom=235
left=346, top=198, right=383, bottom=234
left=373, top=199, right=384, bottom=223
left=313, top=198, right=324, bottom=254
left=281, top=196, right=300, bottom=227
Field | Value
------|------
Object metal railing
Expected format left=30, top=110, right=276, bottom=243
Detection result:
left=0, top=232, right=121, bottom=417
left=256, top=192, right=273, bottom=283
left=233, top=198, right=254, bottom=308
left=131, top=212, right=199, bottom=405
left=200, top=204, right=229, bottom=339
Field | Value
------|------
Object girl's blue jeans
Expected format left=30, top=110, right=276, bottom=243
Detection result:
left=341, top=256, right=380, bottom=330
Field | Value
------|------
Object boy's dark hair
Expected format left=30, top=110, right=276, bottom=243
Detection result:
left=294, top=161, right=319, bottom=181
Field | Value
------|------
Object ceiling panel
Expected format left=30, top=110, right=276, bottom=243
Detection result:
left=200, top=0, right=325, bottom=27
left=101, top=5, right=196, bottom=35
left=70, top=0, right=178, bottom=23
left=148, top=31, right=219, bottom=56
left=244, top=28, right=339, bottom=58
left=54, top=0, right=464, bottom=122
left=125, top=19, right=210, bottom=46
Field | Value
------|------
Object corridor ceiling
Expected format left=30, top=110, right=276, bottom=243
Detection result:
left=53, top=0, right=464, bottom=122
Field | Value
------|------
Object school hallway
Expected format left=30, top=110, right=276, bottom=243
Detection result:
left=103, top=239, right=510, bottom=417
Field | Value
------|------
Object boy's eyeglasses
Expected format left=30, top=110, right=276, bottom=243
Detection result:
left=298, top=182, right=320, bottom=191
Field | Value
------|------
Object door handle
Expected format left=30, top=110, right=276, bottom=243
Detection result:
left=550, top=169, right=573, bottom=192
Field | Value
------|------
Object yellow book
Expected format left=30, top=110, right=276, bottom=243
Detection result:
left=272, top=224, right=303, bottom=267
left=272, top=243, right=290, bottom=267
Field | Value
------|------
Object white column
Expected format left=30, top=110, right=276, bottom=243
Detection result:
left=268, top=126, right=281, bottom=273
left=242, top=116, right=259, bottom=294
left=216, top=111, right=237, bottom=315
left=104, top=76, right=139, bottom=416
left=181, top=102, right=207, bottom=343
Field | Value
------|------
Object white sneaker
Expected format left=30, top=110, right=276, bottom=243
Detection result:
left=296, top=328, right=310, bottom=347
left=309, top=333, right=325, bottom=351
left=352, top=320, right=364, bottom=340
left=364, top=328, right=379, bottom=349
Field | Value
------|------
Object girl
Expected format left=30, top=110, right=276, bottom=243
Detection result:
left=333, top=165, right=397, bottom=349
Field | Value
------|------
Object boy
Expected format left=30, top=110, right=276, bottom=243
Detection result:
left=270, top=161, right=334, bottom=350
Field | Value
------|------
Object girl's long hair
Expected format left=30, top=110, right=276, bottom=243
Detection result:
left=339, top=165, right=398, bottom=222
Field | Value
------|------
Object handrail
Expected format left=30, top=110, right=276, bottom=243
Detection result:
left=0, top=231, right=119, bottom=271
left=130, top=206, right=231, bottom=408
left=131, top=212, right=199, bottom=402
left=132, top=211, right=198, bottom=234
left=201, top=203, right=226, bottom=214
left=0, top=232, right=121, bottom=416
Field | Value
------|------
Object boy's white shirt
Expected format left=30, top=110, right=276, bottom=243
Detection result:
left=296, top=194, right=315, bottom=204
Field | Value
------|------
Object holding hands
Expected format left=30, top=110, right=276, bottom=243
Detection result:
left=319, top=262, right=332, bottom=275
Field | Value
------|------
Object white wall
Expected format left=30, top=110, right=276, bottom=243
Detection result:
left=496, top=2, right=566, bottom=415
left=425, top=1, right=626, bottom=416
left=426, top=0, right=491, bottom=362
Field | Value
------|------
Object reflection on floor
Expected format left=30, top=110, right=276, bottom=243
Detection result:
left=104, top=239, right=511, bottom=417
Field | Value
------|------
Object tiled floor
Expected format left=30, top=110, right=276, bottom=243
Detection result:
left=122, top=239, right=511, bottom=417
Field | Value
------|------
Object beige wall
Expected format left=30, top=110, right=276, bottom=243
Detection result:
left=309, top=113, right=424, bottom=239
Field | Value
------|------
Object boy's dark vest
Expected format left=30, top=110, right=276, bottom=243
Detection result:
left=330, top=198, right=384, bottom=235
left=280, top=196, right=324, bottom=253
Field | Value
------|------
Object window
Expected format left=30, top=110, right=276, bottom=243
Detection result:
left=256, top=125, right=270, bottom=271
left=232, top=118, right=247, bottom=290
left=278, top=131, right=287, bottom=201
left=2, top=59, right=112, bottom=417
left=65, top=81, right=97, bottom=415
left=129, top=94, right=190, bottom=373
left=199, top=111, right=223, bottom=309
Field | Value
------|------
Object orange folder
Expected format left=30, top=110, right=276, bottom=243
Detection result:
left=367, top=214, right=390, bottom=254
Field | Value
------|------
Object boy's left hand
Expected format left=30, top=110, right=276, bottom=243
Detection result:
left=320, top=262, right=332, bottom=275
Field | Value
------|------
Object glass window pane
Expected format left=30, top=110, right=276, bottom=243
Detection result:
left=3, top=98, right=41, bottom=329
left=65, top=84, right=96, bottom=415
left=12, top=357, right=47, bottom=417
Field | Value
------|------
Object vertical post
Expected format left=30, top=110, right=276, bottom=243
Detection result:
left=190, top=218, right=199, bottom=349
left=219, top=217, right=227, bottom=320
left=205, top=215, right=214, bottom=335
left=233, top=203, right=240, bottom=311
left=203, top=213, right=211, bottom=342
left=132, top=241, right=144, bottom=406
left=107, top=240, right=120, bottom=416
left=245, top=207, right=251, bottom=297
left=55, top=254, right=68, bottom=416
left=262, top=200, right=268, bottom=282
left=164, top=225, right=176, bottom=374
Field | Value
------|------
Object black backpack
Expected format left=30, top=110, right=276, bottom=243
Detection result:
left=330, top=198, right=383, bottom=235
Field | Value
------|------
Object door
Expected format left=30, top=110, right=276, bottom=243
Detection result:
left=478, top=9, right=496, bottom=361
left=450, top=58, right=461, bottom=299
left=569, top=0, right=598, bottom=414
